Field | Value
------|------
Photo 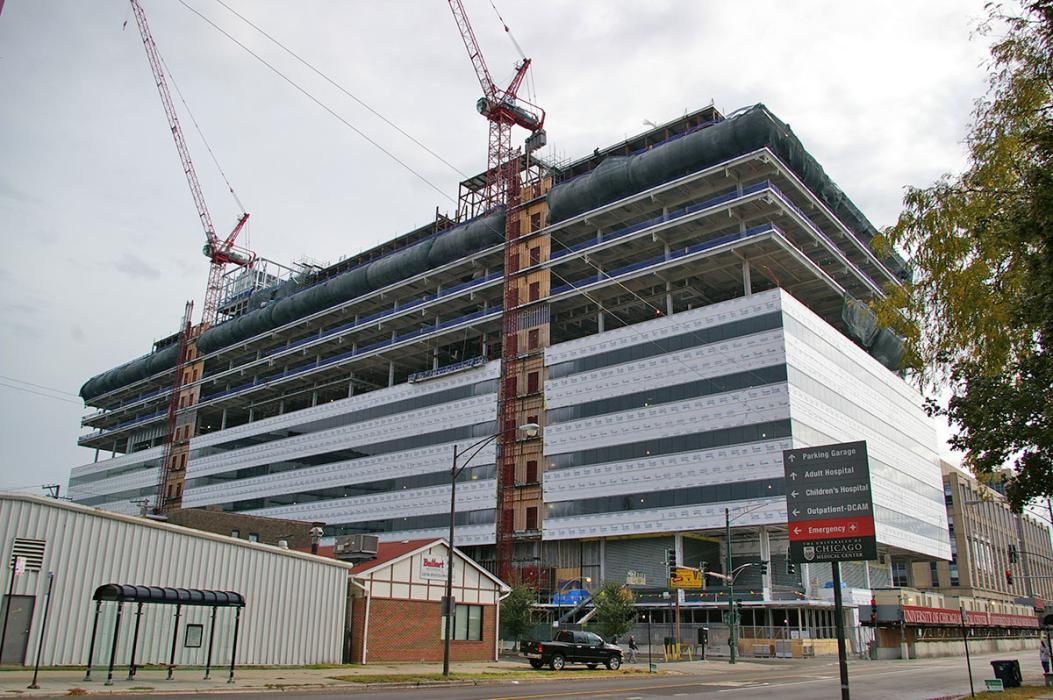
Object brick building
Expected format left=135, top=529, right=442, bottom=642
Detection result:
left=345, top=539, right=509, bottom=664
left=164, top=507, right=323, bottom=549
left=901, top=462, right=1053, bottom=614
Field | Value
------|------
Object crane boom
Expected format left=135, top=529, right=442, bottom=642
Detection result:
left=129, top=0, right=217, bottom=247
left=129, top=0, right=255, bottom=326
left=447, top=0, right=498, bottom=102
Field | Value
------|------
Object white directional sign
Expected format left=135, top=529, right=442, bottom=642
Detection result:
left=784, top=441, right=876, bottom=563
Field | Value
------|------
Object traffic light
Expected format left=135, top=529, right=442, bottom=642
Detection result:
left=1005, top=568, right=1014, bottom=586
left=665, top=549, right=677, bottom=577
left=786, top=560, right=797, bottom=576
left=1008, top=544, right=1019, bottom=563
left=869, top=597, right=877, bottom=624
left=758, top=560, right=769, bottom=575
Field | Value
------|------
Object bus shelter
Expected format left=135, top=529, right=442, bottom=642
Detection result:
left=84, top=584, right=245, bottom=685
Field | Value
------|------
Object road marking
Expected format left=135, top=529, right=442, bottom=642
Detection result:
left=486, top=680, right=726, bottom=700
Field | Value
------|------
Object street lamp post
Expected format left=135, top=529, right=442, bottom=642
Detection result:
left=442, top=422, right=539, bottom=678
left=722, top=501, right=775, bottom=664
left=726, top=508, right=734, bottom=663
left=646, top=609, right=654, bottom=672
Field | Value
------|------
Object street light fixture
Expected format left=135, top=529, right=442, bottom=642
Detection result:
left=442, top=422, right=540, bottom=677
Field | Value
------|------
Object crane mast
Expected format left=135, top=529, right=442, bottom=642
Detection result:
left=155, top=301, right=194, bottom=514
left=128, top=0, right=255, bottom=328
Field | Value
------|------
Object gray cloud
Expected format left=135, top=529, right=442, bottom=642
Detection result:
left=111, top=253, right=162, bottom=280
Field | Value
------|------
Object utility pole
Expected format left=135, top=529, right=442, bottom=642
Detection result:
left=960, top=603, right=975, bottom=698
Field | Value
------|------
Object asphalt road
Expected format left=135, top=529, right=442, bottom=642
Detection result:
left=97, top=651, right=1044, bottom=699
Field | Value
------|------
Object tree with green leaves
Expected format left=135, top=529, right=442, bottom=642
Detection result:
left=872, top=1, right=1052, bottom=510
left=591, top=580, right=637, bottom=641
left=500, top=584, right=536, bottom=641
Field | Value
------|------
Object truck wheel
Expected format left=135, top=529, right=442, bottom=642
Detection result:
left=605, top=655, right=621, bottom=671
left=529, top=659, right=543, bottom=669
left=549, top=654, right=565, bottom=671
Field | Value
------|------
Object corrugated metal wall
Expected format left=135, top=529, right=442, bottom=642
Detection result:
left=0, top=496, right=350, bottom=666
left=605, top=536, right=673, bottom=587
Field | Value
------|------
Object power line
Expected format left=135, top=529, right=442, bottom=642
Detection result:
left=176, top=0, right=456, bottom=205
left=156, top=48, right=246, bottom=214
left=210, top=0, right=467, bottom=179
left=0, top=374, right=79, bottom=397
left=0, top=381, right=83, bottom=405
left=0, top=483, right=55, bottom=492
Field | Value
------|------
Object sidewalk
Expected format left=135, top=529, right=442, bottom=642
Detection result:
left=0, top=657, right=750, bottom=697
left=2, top=661, right=520, bottom=697
left=3, top=657, right=1052, bottom=697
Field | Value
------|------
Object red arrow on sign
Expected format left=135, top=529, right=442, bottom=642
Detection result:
left=788, top=516, right=874, bottom=541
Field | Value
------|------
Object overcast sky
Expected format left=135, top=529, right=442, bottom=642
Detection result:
left=0, top=0, right=992, bottom=494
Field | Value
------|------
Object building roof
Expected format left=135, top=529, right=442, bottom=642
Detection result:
left=345, top=538, right=437, bottom=575
left=0, top=492, right=355, bottom=571
left=312, top=537, right=510, bottom=591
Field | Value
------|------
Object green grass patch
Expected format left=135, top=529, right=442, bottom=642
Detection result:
left=973, top=687, right=1053, bottom=699
left=328, top=667, right=654, bottom=684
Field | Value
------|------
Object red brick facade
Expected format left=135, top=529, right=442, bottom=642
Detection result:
left=350, top=597, right=368, bottom=664
left=351, top=597, right=496, bottom=663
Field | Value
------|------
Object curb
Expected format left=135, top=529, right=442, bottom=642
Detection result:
left=0, top=670, right=665, bottom=697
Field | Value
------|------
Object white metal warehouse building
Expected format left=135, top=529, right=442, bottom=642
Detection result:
left=0, top=493, right=354, bottom=667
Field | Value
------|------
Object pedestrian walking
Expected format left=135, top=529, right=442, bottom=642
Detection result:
left=1041, top=640, right=1050, bottom=674
left=627, top=635, right=638, bottom=663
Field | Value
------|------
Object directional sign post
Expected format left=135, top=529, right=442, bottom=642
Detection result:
left=784, top=440, right=875, bottom=700
left=785, top=441, right=876, bottom=564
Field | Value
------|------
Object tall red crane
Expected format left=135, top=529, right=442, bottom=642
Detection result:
left=447, top=1, right=545, bottom=583
left=128, top=0, right=256, bottom=512
left=129, top=0, right=255, bottom=328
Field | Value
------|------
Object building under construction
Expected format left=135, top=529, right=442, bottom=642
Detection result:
left=70, top=103, right=952, bottom=631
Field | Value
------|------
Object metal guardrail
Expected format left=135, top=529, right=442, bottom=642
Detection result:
left=408, top=356, right=487, bottom=383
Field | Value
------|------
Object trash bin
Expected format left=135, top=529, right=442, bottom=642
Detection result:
left=990, top=659, right=1022, bottom=688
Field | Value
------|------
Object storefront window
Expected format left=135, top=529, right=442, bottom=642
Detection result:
left=441, top=604, right=483, bottom=641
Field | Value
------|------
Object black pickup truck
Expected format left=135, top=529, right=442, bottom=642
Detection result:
left=520, top=630, right=622, bottom=670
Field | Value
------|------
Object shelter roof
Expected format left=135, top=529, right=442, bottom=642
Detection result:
left=93, top=583, right=244, bottom=607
